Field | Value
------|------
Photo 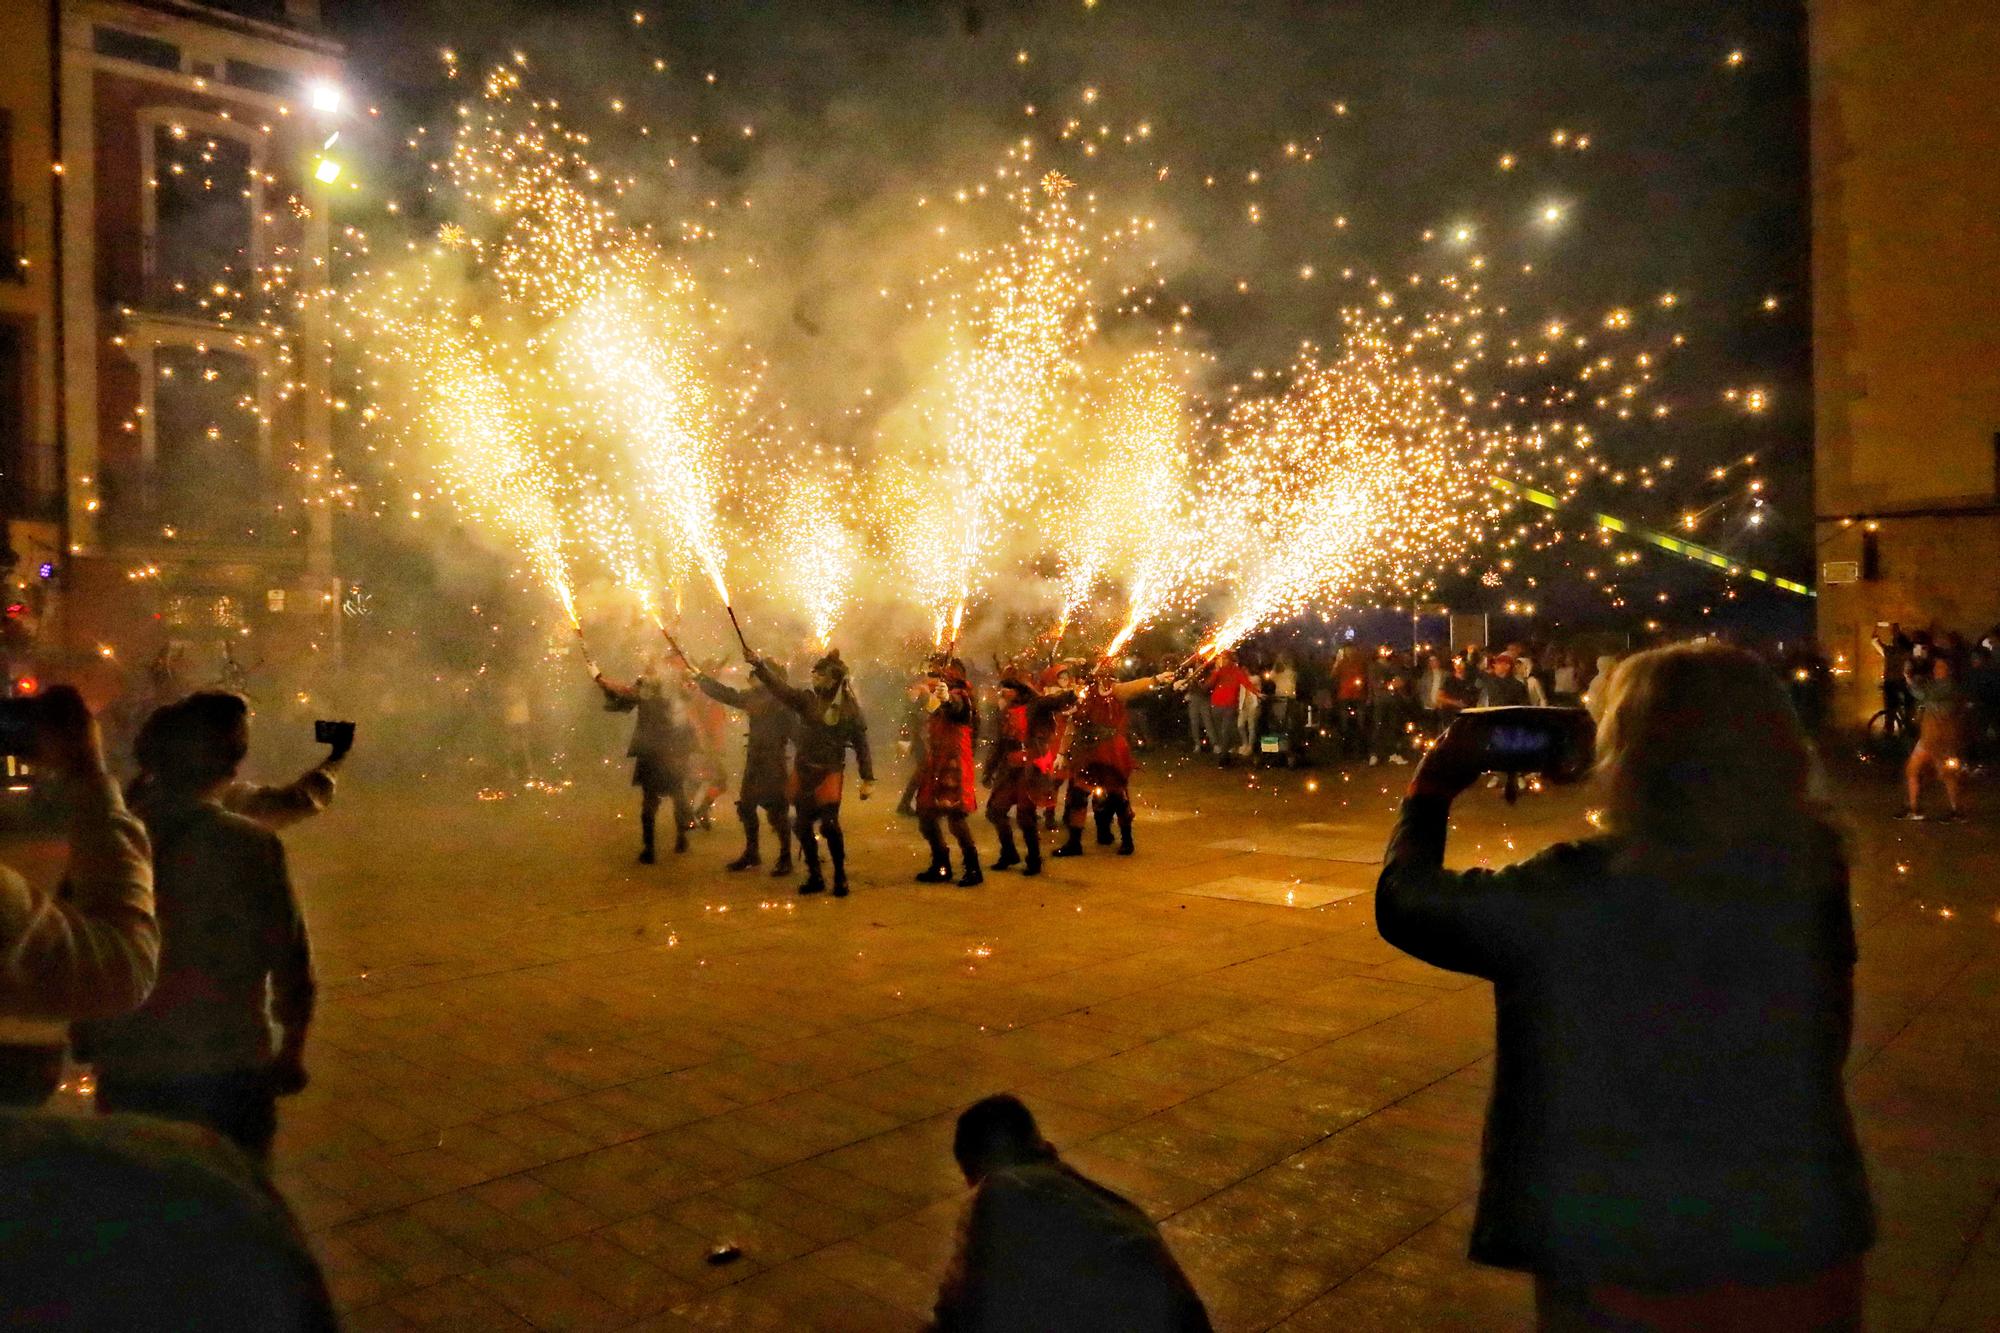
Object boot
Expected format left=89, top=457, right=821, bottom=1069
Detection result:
left=799, top=874, right=826, bottom=895
left=832, top=873, right=849, bottom=898
left=769, top=853, right=793, bottom=876
left=673, top=829, right=690, bottom=854
left=637, top=846, right=656, bottom=865
left=914, top=858, right=954, bottom=884
left=1051, top=828, right=1085, bottom=858
left=991, top=827, right=1021, bottom=872
left=1117, top=811, right=1135, bottom=856
left=639, top=811, right=657, bottom=864
left=1094, top=808, right=1115, bottom=846
left=725, top=848, right=759, bottom=871
left=957, top=850, right=983, bottom=888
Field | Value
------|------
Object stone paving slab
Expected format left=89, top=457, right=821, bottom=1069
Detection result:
left=13, top=748, right=1990, bottom=1330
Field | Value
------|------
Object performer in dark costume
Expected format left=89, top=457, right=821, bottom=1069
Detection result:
left=895, top=680, right=928, bottom=817
left=1052, top=663, right=1171, bottom=859
left=983, top=672, right=1074, bottom=877
left=751, top=649, right=873, bottom=897
left=596, top=663, right=693, bottom=863
left=913, top=657, right=983, bottom=887
left=691, top=660, right=798, bottom=875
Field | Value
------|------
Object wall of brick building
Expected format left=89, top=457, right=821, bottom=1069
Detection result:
left=1811, top=0, right=2000, bottom=725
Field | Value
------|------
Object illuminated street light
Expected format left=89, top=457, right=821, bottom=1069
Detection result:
left=308, top=80, right=345, bottom=113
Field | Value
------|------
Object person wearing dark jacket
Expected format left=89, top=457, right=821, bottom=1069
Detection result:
left=81, top=692, right=315, bottom=1163
left=751, top=649, right=872, bottom=897
left=1376, top=643, right=1872, bottom=1329
left=595, top=664, right=694, bottom=862
left=932, top=1095, right=1211, bottom=1333
left=691, top=662, right=798, bottom=874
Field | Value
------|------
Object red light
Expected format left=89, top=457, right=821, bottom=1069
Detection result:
left=3, top=604, right=23, bottom=619
left=16, top=677, right=38, bottom=696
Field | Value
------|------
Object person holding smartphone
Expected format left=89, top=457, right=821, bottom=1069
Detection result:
left=81, top=692, right=315, bottom=1162
left=1376, top=644, right=1872, bottom=1328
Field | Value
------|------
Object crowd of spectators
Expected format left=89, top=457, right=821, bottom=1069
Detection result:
left=0, top=634, right=1912, bottom=1328
left=1132, top=639, right=1616, bottom=768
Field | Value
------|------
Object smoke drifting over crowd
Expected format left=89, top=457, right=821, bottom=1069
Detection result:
left=327, top=0, right=1802, bottom=684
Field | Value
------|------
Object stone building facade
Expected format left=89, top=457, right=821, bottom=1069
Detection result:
left=1812, top=0, right=2000, bottom=722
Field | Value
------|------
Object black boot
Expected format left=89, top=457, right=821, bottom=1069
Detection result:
left=725, top=850, right=759, bottom=871
left=770, top=853, right=793, bottom=876
left=673, top=828, right=690, bottom=854
left=799, top=874, right=826, bottom=895
left=1021, top=818, right=1042, bottom=876
left=639, top=810, right=657, bottom=864
left=991, top=824, right=1020, bottom=871
left=957, top=849, right=983, bottom=888
left=914, top=858, right=954, bottom=884
left=1117, top=810, right=1135, bottom=856
left=1051, top=828, right=1085, bottom=858
left=1094, top=808, right=1115, bottom=846
left=832, top=872, right=849, bottom=898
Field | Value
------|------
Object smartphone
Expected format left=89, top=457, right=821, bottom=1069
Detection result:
left=1457, top=706, right=1595, bottom=782
left=313, top=719, right=356, bottom=750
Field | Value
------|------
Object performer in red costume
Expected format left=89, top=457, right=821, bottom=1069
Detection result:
left=912, top=656, right=983, bottom=887
left=1052, top=661, right=1173, bottom=859
left=983, top=672, right=1075, bottom=877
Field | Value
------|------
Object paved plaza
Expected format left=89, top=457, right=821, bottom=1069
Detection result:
left=43, top=751, right=2000, bottom=1330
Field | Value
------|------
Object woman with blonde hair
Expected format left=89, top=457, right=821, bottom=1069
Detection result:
left=1376, top=642, right=1872, bottom=1330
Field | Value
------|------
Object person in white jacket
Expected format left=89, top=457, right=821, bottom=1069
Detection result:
left=0, top=687, right=158, bottom=1107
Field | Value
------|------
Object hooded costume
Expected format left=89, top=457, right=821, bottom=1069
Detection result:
left=752, top=649, right=872, bottom=896
left=693, top=662, right=799, bottom=874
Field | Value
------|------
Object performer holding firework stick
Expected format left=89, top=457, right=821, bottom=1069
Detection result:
left=983, top=669, right=1075, bottom=877
left=596, top=660, right=695, bottom=863
left=689, top=659, right=798, bottom=876
left=750, top=648, right=873, bottom=897
left=911, top=655, right=982, bottom=888
left=1052, top=660, right=1174, bottom=859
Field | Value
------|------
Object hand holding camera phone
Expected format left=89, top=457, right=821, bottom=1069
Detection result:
left=1414, top=706, right=1595, bottom=803
left=313, top=719, right=357, bottom=762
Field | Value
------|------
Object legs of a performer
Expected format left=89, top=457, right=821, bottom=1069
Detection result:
left=639, top=790, right=659, bottom=864
left=1054, top=773, right=1134, bottom=857
left=916, top=811, right=982, bottom=886
left=1053, top=782, right=1087, bottom=857
left=795, top=800, right=847, bottom=896
left=987, top=801, right=1042, bottom=875
left=727, top=798, right=793, bottom=872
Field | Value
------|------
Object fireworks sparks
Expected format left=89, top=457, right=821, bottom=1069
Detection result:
left=339, top=45, right=1783, bottom=658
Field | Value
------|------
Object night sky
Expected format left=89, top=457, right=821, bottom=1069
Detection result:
left=329, top=0, right=1810, bottom=638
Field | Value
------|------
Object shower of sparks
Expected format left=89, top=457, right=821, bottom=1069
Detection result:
left=336, top=49, right=1785, bottom=655
left=776, top=471, right=858, bottom=649
left=1066, top=349, right=1196, bottom=654
left=1197, top=316, right=1511, bottom=655
left=897, top=161, right=1105, bottom=642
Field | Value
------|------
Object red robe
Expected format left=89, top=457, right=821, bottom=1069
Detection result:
left=916, top=684, right=978, bottom=815
left=986, top=695, right=1068, bottom=814
left=1068, top=688, right=1135, bottom=795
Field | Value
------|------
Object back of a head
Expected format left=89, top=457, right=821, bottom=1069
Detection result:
left=134, top=691, right=250, bottom=790
left=954, top=1094, right=1051, bottom=1182
left=0, top=1112, right=335, bottom=1331
left=1595, top=642, right=1816, bottom=855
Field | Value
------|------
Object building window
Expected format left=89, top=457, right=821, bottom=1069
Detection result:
left=148, top=345, right=264, bottom=543
left=0, top=322, right=23, bottom=516
left=223, top=60, right=292, bottom=98
left=147, top=122, right=257, bottom=316
left=93, top=27, right=182, bottom=72
left=0, top=109, right=20, bottom=283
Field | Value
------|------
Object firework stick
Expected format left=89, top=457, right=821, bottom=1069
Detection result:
left=572, top=624, right=601, bottom=678
left=724, top=605, right=755, bottom=661
left=657, top=626, right=691, bottom=667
